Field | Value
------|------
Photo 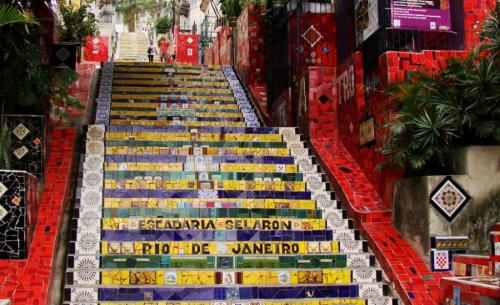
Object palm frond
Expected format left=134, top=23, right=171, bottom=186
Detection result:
left=0, top=4, right=38, bottom=28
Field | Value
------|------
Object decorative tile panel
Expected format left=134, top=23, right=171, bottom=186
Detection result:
left=430, top=176, right=470, bottom=222
left=5, top=115, right=45, bottom=179
left=0, top=170, right=38, bottom=259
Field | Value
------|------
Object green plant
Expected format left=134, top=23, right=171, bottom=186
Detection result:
left=0, top=122, right=11, bottom=169
left=219, top=0, right=242, bottom=17
left=0, top=6, right=83, bottom=168
left=0, top=4, right=45, bottom=169
left=155, top=16, right=172, bottom=34
left=59, top=1, right=98, bottom=43
left=0, top=3, right=38, bottom=27
left=479, top=1, right=500, bottom=62
left=116, top=0, right=161, bottom=32
left=49, top=68, right=84, bottom=122
left=380, top=2, right=500, bottom=172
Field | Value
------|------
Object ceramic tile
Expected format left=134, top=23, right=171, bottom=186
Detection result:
left=5, top=115, right=45, bottom=179
left=430, top=176, right=470, bottom=222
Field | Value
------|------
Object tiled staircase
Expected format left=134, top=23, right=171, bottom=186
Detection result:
left=115, top=32, right=150, bottom=62
left=63, top=62, right=399, bottom=305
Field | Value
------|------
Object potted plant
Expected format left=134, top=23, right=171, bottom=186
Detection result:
left=57, top=1, right=98, bottom=67
left=0, top=3, right=83, bottom=169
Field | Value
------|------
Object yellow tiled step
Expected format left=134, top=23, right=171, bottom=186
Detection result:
left=106, top=132, right=282, bottom=142
left=102, top=198, right=316, bottom=209
left=110, top=102, right=239, bottom=110
left=109, top=110, right=242, bottom=118
left=100, top=269, right=352, bottom=286
left=112, top=79, right=229, bottom=87
left=104, top=163, right=298, bottom=173
left=109, top=119, right=247, bottom=127
left=113, top=73, right=227, bottom=81
left=114, top=62, right=222, bottom=69
left=104, top=179, right=306, bottom=192
left=112, top=87, right=233, bottom=94
left=105, top=146, right=291, bottom=156
left=113, top=67, right=225, bottom=75
left=111, top=94, right=235, bottom=101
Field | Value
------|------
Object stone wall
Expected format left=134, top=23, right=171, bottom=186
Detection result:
left=393, top=146, right=500, bottom=264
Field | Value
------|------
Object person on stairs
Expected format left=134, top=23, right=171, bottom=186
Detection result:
left=147, top=41, right=157, bottom=62
left=159, top=39, right=170, bottom=63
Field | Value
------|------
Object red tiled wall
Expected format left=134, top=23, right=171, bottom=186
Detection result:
left=463, top=0, right=497, bottom=50
left=270, top=88, right=292, bottom=126
left=298, top=66, right=337, bottom=139
left=176, top=34, right=200, bottom=64
left=289, top=13, right=336, bottom=74
left=235, top=4, right=266, bottom=85
left=204, top=47, right=214, bottom=65
left=218, top=27, right=232, bottom=65
left=83, top=36, right=109, bottom=62
left=0, top=129, right=76, bottom=305
left=440, top=277, right=500, bottom=304
left=213, top=33, right=220, bottom=65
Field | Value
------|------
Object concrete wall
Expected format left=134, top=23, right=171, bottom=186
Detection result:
left=393, top=146, right=500, bottom=264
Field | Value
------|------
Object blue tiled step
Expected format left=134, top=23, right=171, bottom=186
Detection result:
left=108, top=115, right=244, bottom=122
left=107, top=125, right=281, bottom=134
left=64, top=284, right=389, bottom=301
left=103, top=189, right=312, bottom=200
left=111, top=106, right=242, bottom=113
left=103, top=171, right=305, bottom=181
left=62, top=299, right=398, bottom=305
left=105, top=140, right=288, bottom=148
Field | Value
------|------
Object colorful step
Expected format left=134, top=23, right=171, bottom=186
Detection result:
left=63, top=62, right=399, bottom=305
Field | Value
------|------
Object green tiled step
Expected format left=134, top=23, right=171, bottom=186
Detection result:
left=103, top=171, right=304, bottom=181
left=70, top=253, right=375, bottom=269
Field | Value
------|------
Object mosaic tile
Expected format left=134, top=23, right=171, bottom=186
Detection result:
left=12, top=123, right=30, bottom=140
left=61, top=63, right=398, bottom=305
left=429, top=176, right=470, bottom=222
left=83, top=171, right=104, bottom=189
left=430, top=249, right=452, bottom=271
left=87, top=125, right=106, bottom=140
left=0, top=170, right=38, bottom=259
left=5, top=115, right=45, bottom=179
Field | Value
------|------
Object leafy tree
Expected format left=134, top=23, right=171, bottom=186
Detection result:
left=59, top=1, right=98, bottom=43
left=155, top=16, right=172, bottom=33
left=116, top=0, right=161, bottom=32
left=219, top=0, right=242, bottom=18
